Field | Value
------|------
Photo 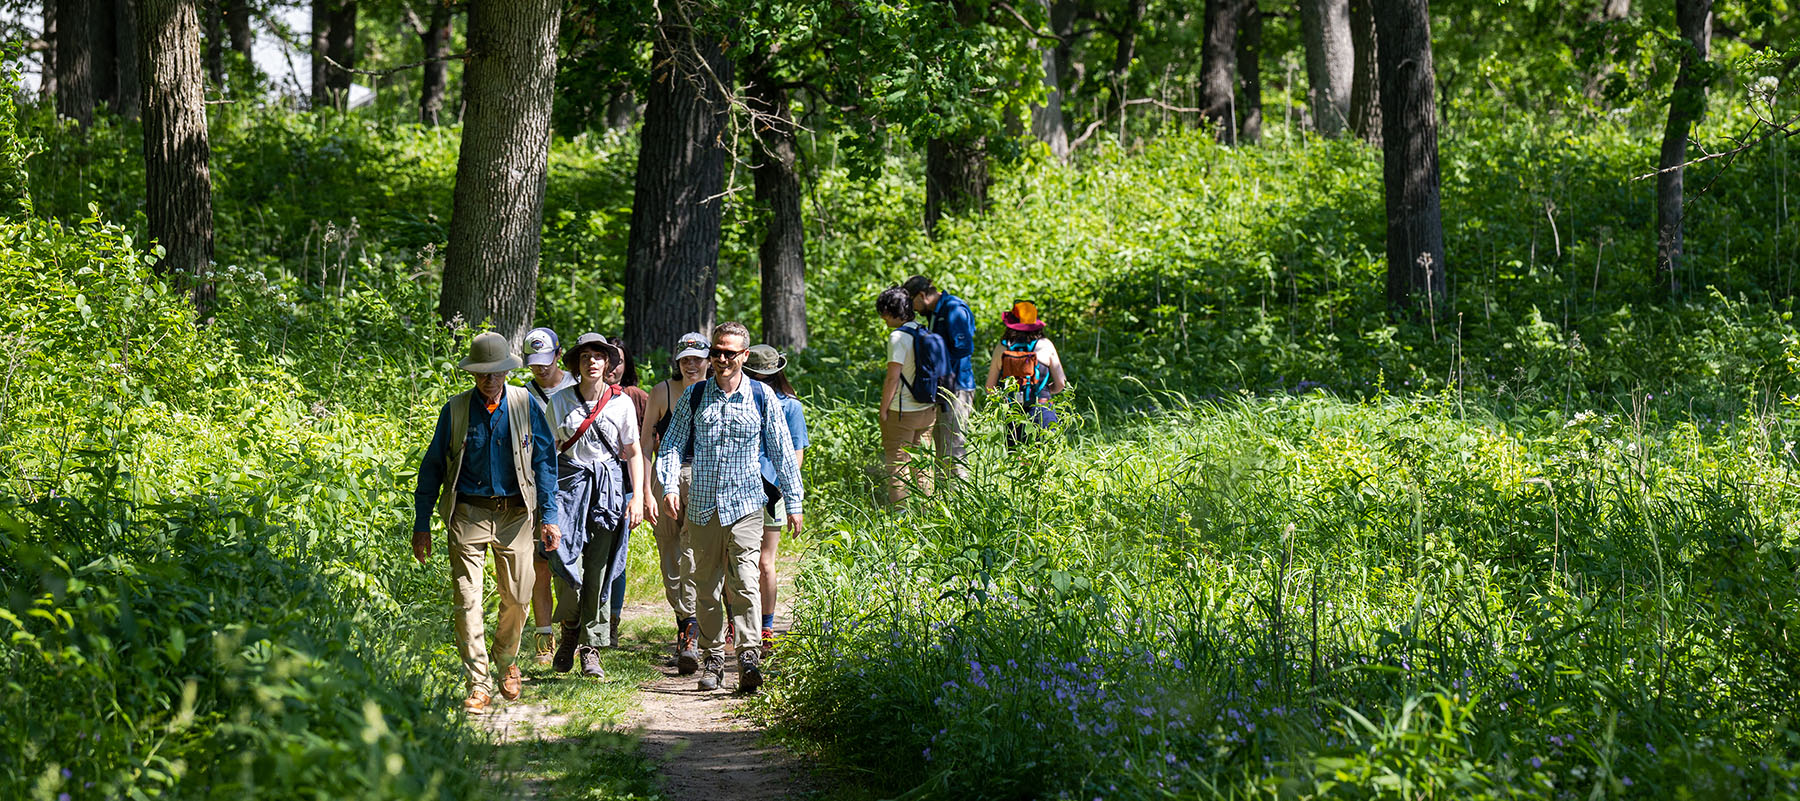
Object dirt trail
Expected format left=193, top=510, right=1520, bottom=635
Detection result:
left=621, top=599, right=811, bottom=801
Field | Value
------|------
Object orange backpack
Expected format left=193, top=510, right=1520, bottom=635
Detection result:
left=999, top=340, right=1050, bottom=400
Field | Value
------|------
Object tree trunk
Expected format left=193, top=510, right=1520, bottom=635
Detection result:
left=1655, top=0, right=1711, bottom=296
left=440, top=0, right=561, bottom=344
left=41, top=0, right=58, bottom=103
left=1199, top=0, right=1246, bottom=141
left=114, top=0, right=141, bottom=120
left=56, top=0, right=95, bottom=126
left=621, top=27, right=733, bottom=359
left=1582, top=0, right=1632, bottom=101
left=1235, top=0, right=1263, bottom=144
left=747, top=62, right=808, bottom=350
left=203, top=0, right=224, bottom=86
left=1103, top=0, right=1145, bottom=124
left=89, top=0, right=122, bottom=112
left=1029, top=0, right=1076, bottom=158
left=1347, top=0, right=1381, bottom=143
left=310, top=0, right=355, bottom=109
left=604, top=87, right=637, bottom=130
left=418, top=0, right=453, bottom=126
left=1301, top=0, right=1353, bottom=135
left=139, top=0, right=215, bottom=312
left=925, top=135, right=989, bottom=235
left=1374, top=0, right=1444, bottom=315
left=226, top=0, right=252, bottom=58
left=309, top=0, right=329, bottom=107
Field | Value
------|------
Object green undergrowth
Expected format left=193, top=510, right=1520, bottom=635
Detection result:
left=768, top=395, right=1800, bottom=800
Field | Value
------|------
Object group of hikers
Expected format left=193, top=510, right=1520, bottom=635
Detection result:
left=409, top=276, right=1067, bottom=713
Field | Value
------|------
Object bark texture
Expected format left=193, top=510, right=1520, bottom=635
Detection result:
left=226, top=0, right=252, bottom=57
left=310, top=0, right=356, bottom=109
left=1199, top=0, right=1246, bottom=141
left=604, top=88, right=638, bottom=130
left=139, top=0, right=216, bottom=312
left=1655, top=0, right=1711, bottom=295
left=418, top=0, right=453, bottom=126
left=1301, top=0, right=1353, bottom=135
left=204, top=0, right=224, bottom=85
left=42, top=0, right=58, bottom=103
left=1235, top=0, right=1263, bottom=144
left=1029, top=0, right=1077, bottom=158
left=56, top=0, right=95, bottom=126
left=925, top=135, right=989, bottom=236
left=621, top=28, right=733, bottom=359
left=115, top=0, right=141, bottom=119
left=1347, top=0, right=1381, bottom=143
left=439, top=0, right=562, bottom=344
left=747, top=63, right=808, bottom=350
left=1374, top=0, right=1444, bottom=314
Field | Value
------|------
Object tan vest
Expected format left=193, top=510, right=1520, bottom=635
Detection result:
left=435, top=384, right=538, bottom=525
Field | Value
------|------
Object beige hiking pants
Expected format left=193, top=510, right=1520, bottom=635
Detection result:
left=447, top=500, right=534, bottom=696
left=689, top=510, right=763, bottom=659
left=651, top=464, right=697, bottom=623
left=881, top=407, right=938, bottom=504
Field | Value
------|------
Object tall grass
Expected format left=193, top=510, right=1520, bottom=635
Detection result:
left=770, top=394, right=1800, bottom=799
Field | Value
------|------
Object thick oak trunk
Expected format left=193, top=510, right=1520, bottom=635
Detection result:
left=418, top=0, right=453, bottom=126
left=1655, top=0, right=1711, bottom=296
left=925, top=135, right=989, bottom=236
left=1235, top=0, right=1263, bottom=144
left=203, top=0, right=224, bottom=85
left=41, top=0, right=58, bottom=103
left=1301, top=0, right=1353, bottom=135
left=56, top=0, right=95, bottom=126
left=439, top=0, right=561, bottom=344
left=1348, top=0, right=1381, bottom=143
left=139, top=0, right=215, bottom=312
left=1374, top=0, right=1444, bottom=314
left=1029, top=0, right=1077, bottom=158
left=114, top=0, right=140, bottom=120
left=1199, top=0, right=1246, bottom=141
left=622, top=28, right=733, bottom=358
left=747, top=64, right=807, bottom=350
left=90, top=0, right=121, bottom=111
left=226, top=0, right=252, bottom=58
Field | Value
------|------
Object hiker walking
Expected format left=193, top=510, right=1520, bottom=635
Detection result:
left=601, top=334, right=649, bottom=646
left=984, top=301, right=1067, bottom=445
left=412, top=332, right=560, bottom=714
left=904, top=275, right=976, bottom=478
left=543, top=334, right=645, bottom=678
left=743, top=344, right=807, bottom=646
left=656, top=322, right=804, bottom=693
left=523, top=326, right=577, bottom=665
left=877, top=286, right=940, bottom=504
left=640, top=332, right=711, bottom=673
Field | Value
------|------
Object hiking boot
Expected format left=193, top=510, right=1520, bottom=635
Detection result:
left=533, top=630, right=556, bottom=665
left=738, top=647, right=764, bottom=694
left=553, top=623, right=580, bottom=673
left=463, top=690, right=492, bottom=714
left=697, top=655, right=726, bottom=691
left=500, top=664, right=523, bottom=700
left=676, top=621, right=700, bottom=676
left=579, top=646, right=605, bottom=679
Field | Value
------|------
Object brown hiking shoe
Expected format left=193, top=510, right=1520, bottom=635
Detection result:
left=579, top=646, right=605, bottom=679
left=553, top=623, right=579, bottom=673
left=676, top=621, right=699, bottom=676
left=463, top=690, right=492, bottom=714
left=533, top=630, right=556, bottom=665
left=500, top=665, right=523, bottom=700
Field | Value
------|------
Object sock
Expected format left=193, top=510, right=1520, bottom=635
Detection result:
left=535, top=625, right=553, bottom=635
left=761, top=614, right=775, bottom=629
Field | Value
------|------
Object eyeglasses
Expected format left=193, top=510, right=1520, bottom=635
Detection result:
left=708, top=346, right=746, bottom=360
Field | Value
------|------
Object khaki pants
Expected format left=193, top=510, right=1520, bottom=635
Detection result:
left=651, top=465, right=697, bottom=622
left=689, top=510, right=763, bottom=659
left=881, top=406, right=938, bottom=504
left=447, top=500, right=534, bottom=696
left=932, top=389, right=974, bottom=480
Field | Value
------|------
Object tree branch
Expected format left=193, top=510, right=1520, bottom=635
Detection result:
left=315, top=51, right=470, bottom=79
left=991, top=0, right=1063, bottom=41
left=1630, top=110, right=1800, bottom=182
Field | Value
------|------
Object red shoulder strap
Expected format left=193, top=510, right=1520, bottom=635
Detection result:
left=557, top=384, right=622, bottom=453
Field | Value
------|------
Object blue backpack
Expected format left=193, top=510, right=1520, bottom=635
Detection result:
left=898, top=323, right=950, bottom=406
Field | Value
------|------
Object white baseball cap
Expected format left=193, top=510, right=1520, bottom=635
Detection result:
left=523, top=327, right=560, bottom=366
left=673, top=332, right=709, bottom=362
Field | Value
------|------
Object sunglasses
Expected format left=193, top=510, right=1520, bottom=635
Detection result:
left=708, top=346, right=746, bottom=360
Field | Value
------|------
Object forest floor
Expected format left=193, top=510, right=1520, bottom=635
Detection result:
left=478, top=565, right=814, bottom=801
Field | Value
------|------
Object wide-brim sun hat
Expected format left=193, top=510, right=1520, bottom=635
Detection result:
left=743, top=344, right=787, bottom=376
left=523, top=327, right=560, bottom=366
left=1003, top=300, right=1047, bottom=333
left=459, top=331, right=523, bottom=373
left=562, top=332, right=623, bottom=372
left=673, top=332, right=710, bottom=362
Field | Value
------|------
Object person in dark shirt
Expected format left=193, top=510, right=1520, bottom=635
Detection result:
left=413, top=332, right=561, bottom=714
left=905, top=275, right=977, bottom=479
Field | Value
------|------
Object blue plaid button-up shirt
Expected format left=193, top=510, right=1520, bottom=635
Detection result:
left=656, top=377, right=804, bottom=526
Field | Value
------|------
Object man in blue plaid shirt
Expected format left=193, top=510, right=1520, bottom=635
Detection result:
left=657, top=322, right=804, bottom=692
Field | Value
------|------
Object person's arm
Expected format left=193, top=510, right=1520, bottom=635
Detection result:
left=657, top=384, right=693, bottom=516
left=983, top=342, right=1003, bottom=392
left=621, top=439, right=646, bottom=528
left=1042, top=339, right=1067, bottom=396
left=527, top=397, right=562, bottom=550
left=760, top=386, right=804, bottom=532
left=881, top=361, right=903, bottom=423
left=640, top=380, right=666, bottom=457
left=950, top=302, right=975, bottom=361
left=412, top=405, right=453, bottom=562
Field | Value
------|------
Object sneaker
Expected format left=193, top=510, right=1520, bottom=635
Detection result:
left=553, top=623, right=579, bottom=673
left=533, top=630, right=556, bottom=665
left=676, top=621, right=700, bottom=676
left=579, top=646, right=605, bottom=679
left=500, top=664, right=523, bottom=700
left=760, top=627, right=776, bottom=652
left=738, top=647, right=764, bottom=693
left=697, top=654, right=725, bottom=691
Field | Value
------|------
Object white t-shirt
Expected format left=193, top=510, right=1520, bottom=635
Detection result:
left=528, top=372, right=577, bottom=413
left=886, top=322, right=936, bottom=413
left=547, top=383, right=640, bottom=467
